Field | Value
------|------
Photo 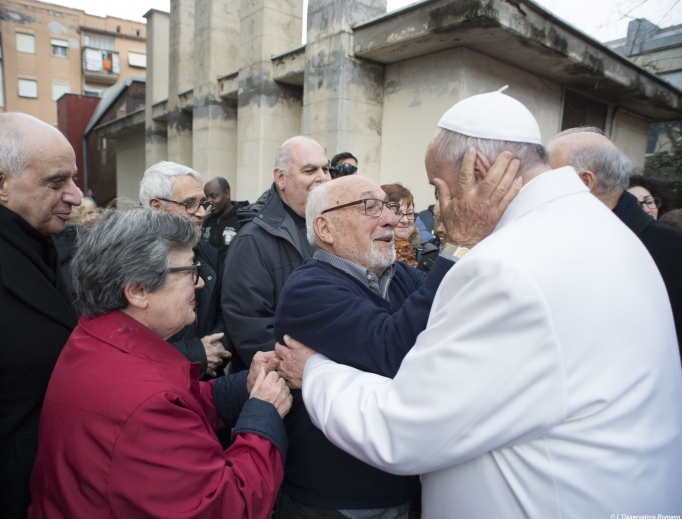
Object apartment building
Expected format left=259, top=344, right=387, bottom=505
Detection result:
left=0, top=0, right=146, bottom=125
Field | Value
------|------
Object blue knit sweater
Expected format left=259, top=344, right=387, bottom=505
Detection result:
left=273, top=256, right=453, bottom=509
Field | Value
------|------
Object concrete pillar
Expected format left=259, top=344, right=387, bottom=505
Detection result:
left=144, top=9, right=169, bottom=168
left=303, top=0, right=386, bottom=182
left=192, top=0, right=239, bottom=186
left=237, top=0, right=304, bottom=202
left=167, top=0, right=195, bottom=166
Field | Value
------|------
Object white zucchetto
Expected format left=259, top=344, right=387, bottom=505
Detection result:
left=438, top=88, right=543, bottom=145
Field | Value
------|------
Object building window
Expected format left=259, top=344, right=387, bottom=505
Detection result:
left=128, top=51, right=146, bottom=68
left=84, top=85, right=106, bottom=97
left=51, top=39, right=68, bottom=57
left=83, top=48, right=120, bottom=75
left=16, top=33, right=35, bottom=54
left=561, top=89, right=608, bottom=132
left=52, top=82, right=70, bottom=101
left=84, top=34, right=115, bottom=51
left=18, top=79, right=38, bottom=98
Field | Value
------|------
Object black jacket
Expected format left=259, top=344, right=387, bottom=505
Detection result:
left=222, top=184, right=314, bottom=371
left=615, top=192, right=682, bottom=358
left=201, top=201, right=250, bottom=265
left=168, top=240, right=227, bottom=378
left=0, top=205, right=78, bottom=518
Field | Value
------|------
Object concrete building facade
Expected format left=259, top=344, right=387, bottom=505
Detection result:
left=141, top=0, right=682, bottom=210
left=0, top=0, right=146, bottom=125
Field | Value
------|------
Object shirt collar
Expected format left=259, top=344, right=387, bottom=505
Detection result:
left=313, top=249, right=395, bottom=300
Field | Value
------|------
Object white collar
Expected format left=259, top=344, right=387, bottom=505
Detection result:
left=493, top=167, right=588, bottom=233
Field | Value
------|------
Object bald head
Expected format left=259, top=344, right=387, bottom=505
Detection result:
left=306, top=175, right=398, bottom=275
left=273, top=135, right=330, bottom=217
left=0, top=113, right=72, bottom=178
left=547, top=129, right=631, bottom=207
left=0, top=112, right=80, bottom=235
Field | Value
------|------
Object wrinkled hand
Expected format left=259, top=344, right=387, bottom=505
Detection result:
left=250, top=367, right=292, bottom=419
left=434, top=148, right=522, bottom=249
left=246, top=351, right=280, bottom=393
left=201, top=333, right=231, bottom=378
left=275, top=335, right=318, bottom=390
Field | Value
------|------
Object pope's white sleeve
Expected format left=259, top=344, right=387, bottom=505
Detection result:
left=302, top=254, right=567, bottom=476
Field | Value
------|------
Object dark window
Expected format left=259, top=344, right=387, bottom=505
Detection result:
left=561, top=90, right=608, bottom=132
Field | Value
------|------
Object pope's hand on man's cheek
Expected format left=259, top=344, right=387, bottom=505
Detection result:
left=275, top=335, right=318, bottom=390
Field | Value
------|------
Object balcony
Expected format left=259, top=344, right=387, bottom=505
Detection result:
left=82, top=47, right=120, bottom=85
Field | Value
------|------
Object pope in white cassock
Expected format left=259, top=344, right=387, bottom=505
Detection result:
left=276, top=91, right=682, bottom=518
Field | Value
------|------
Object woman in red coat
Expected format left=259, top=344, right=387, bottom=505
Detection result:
left=28, top=209, right=292, bottom=519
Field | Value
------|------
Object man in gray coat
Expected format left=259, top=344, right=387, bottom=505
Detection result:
left=222, top=136, right=330, bottom=371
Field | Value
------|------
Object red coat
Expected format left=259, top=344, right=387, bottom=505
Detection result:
left=28, top=310, right=284, bottom=519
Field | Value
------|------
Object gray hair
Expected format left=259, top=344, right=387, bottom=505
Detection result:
left=0, top=123, right=31, bottom=178
left=305, top=181, right=337, bottom=246
left=430, top=128, right=550, bottom=175
left=139, top=161, right=203, bottom=207
left=274, top=145, right=293, bottom=176
left=549, top=127, right=631, bottom=196
left=552, top=126, right=605, bottom=138
left=71, top=209, right=199, bottom=318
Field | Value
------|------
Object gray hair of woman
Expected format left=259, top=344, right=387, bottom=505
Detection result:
left=71, top=209, right=199, bottom=318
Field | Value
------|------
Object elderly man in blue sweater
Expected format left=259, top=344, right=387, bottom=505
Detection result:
left=273, top=175, right=462, bottom=519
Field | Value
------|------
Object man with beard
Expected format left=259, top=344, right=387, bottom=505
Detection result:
left=271, top=171, right=514, bottom=519
left=222, top=136, right=331, bottom=371
left=202, top=177, right=249, bottom=264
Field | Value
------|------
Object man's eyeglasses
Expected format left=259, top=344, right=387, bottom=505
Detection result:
left=321, top=199, right=401, bottom=218
left=169, top=261, right=202, bottom=285
left=158, top=198, right=214, bottom=215
left=639, top=196, right=661, bottom=210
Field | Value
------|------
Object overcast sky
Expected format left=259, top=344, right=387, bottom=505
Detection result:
left=45, top=0, right=682, bottom=43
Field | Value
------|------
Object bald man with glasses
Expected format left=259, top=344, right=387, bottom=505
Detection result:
left=140, top=161, right=231, bottom=380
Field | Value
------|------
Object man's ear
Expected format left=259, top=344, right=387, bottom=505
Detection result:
left=314, top=215, right=335, bottom=246
left=474, top=151, right=492, bottom=183
left=123, top=281, right=149, bottom=310
left=0, top=169, right=10, bottom=204
left=225, top=188, right=231, bottom=200
left=578, top=170, right=598, bottom=191
left=149, top=198, right=162, bottom=210
left=274, top=168, right=286, bottom=192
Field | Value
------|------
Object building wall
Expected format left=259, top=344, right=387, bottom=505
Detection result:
left=115, top=129, right=146, bottom=201
left=0, top=0, right=145, bottom=125
left=611, top=110, right=650, bottom=169
left=379, top=48, right=563, bottom=211
left=56, top=93, right=100, bottom=189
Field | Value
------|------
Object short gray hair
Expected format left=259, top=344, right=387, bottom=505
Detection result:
left=430, top=128, right=550, bottom=175
left=0, top=124, right=31, bottom=177
left=71, top=209, right=199, bottom=318
left=139, top=161, right=203, bottom=207
left=305, top=181, right=337, bottom=246
left=549, top=127, right=631, bottom=196
left=274, top=145, right=293, bottom=176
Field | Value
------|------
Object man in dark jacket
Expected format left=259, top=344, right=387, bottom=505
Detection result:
left=222, top=136, right=330, bottom=371
left=273, top=175, right=462, bottom=519
left=548, top=128, right=682, bottom=358
left=0, top=113, right=81, bottom=518
left=140, top=161, right=231, bottom=378
left=202, top=177, right=249, bottom=264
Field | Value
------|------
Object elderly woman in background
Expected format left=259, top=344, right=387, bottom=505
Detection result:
left=29, top=209, right=291, bottom=519
left=381, top=182, right=439, bottom=273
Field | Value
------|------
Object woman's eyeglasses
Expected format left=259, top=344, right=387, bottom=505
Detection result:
left=169, top=261, right=202, bottom=285
left=639, top=196, right=661, bottom=210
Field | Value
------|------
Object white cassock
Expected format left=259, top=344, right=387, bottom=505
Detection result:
left=302, top=167, right=682, bottom=518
